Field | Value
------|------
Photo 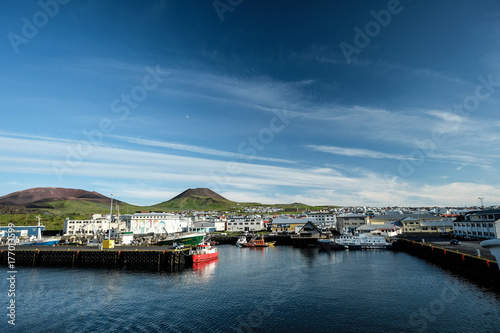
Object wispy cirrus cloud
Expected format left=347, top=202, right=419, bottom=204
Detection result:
left=306, top=145, right=411, bottom=161
left=108, top=135, right=295, bottom=164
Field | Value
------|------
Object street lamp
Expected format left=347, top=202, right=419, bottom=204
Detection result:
left=108, top=194, right=114, bottom=240
left=478, top=197, right=484, bottom=209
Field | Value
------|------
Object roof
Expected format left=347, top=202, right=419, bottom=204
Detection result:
left=371, top=213, right=440, bottom=221
left=270, top=217, right=309, bottom=225
left=297, top=221, right=322, bottom=234
left=357, top=224, right=402, bottom=231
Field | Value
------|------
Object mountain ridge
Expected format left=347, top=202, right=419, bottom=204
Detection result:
left=0, top=187, right=115, bottom=206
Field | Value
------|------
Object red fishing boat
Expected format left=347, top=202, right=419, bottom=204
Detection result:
left=191, top=242, right=219, bottom=263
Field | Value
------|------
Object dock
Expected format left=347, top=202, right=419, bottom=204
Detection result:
left=0, top=246, right=192, bottom=272
left=393, top=239, right=500, bottom=290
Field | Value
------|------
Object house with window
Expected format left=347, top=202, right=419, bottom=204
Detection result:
left=226, top=215, right=265, bottom=232
left=304, top=211, right=337, bottom=229
left=453, top=210, right=500, bottom=239
left=337, top=213, right=368, bottom=233
left=369, top=213, right=452, bottom=233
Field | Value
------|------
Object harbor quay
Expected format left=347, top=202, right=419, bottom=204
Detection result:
left=0, top=246, right=192, bottom=272
left=393, top=238, right=500, bottom=290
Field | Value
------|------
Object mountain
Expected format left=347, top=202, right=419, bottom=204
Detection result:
left=169, top=188, right=229, bottom=201
left=0, top=187, right=115, bottom=207
left=154, top=188, right=233, bottom=210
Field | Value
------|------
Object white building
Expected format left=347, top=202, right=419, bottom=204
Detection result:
left=226, top=215, right=265, bottom=232
left=63, top=214, right=125, bottom=236
left=128, top=213, right=190, bottom=234
left=304, top=212, right=337, bottom=229
left=453, top=210, right=500, bottom=239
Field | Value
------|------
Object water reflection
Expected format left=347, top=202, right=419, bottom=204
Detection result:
left=191, top=258, right=218, bottom=283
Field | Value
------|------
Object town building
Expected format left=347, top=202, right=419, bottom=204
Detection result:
left=304, top=211, right=337, bottom=229
left=269, top=217, right=309, bottom=234
left=336, top=213, right=368, bottom=233
left=63, top=214, right=126, bottom=236
left=370, top=213, right=453, bottom=233
left=453, top=210, right=500, bottom=239
left=128, top=213, right=190, bottom=234
left=226, top=215, right=265, bottom=232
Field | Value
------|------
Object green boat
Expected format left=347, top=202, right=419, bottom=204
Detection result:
left=155, top=232, right=205, bottom=246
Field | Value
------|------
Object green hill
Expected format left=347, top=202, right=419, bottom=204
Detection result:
left=153, top=188, right=234, bottom=211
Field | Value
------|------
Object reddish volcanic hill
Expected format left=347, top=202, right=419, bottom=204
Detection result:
left=0, top=187, right=114, bottom=206
left=169, top=188, right=228, bottom=201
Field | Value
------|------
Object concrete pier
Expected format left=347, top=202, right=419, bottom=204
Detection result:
left=393, top=239, right=500, bottom=290
left=0, top=247, right=192, bottom=272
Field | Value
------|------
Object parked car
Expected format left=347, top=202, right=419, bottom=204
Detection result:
left=221, top=232, right=227, bottom=236
left=450, top=239, right=461, bottom=245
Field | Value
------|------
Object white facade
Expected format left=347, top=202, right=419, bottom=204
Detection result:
left=64, top=214, right=123, bottom=236
left=226, top=215, right=265, bottom=232
left=128, top=213, right=190, bottom=234
left=453, top=211, right=500, bottom=239
left=304, top=212, right=337, bottom=229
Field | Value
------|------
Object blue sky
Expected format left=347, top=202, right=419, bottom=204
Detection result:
left=2, top=0, right=500, bottom=207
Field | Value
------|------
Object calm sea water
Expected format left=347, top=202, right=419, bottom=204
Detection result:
left=2, top=246, right=500, bottom=332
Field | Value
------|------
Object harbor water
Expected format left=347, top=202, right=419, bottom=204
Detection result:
left=2, top=245, right=500, bottom=332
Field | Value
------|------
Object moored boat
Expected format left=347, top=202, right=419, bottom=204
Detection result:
left=155, top=232, right=206, bottom=247
left=240, top=235, right=269, bottom=248
left=191, top=242, right=219, bottom=263
left=33, top=237, right=61, bottom=246
left=236, top=235, right=247, bottom=247
left=318, top=238, right=346, bottom=251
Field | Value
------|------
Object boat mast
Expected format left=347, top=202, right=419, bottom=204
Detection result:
left=36, top=215, right=42, bottom=240
left=108, top=194, right=114, bottom=241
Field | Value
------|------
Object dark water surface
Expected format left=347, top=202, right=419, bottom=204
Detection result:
left=2, top=246, right=500, bottom=332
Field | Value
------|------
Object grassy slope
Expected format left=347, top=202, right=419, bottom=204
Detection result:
left=153, top=195, right=235, bottom=211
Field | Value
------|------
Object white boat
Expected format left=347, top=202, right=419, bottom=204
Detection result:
left=33, top=237, right=61, bottom=246
left=17, top=216, right=61, bottom=246
left=236, top=236, right=247, bottom=247
left=334, top=234, right=392, bottom=250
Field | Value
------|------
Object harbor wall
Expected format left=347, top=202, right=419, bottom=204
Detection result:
left=393, top=239, right=500, bottom=289
left=0, top=249, right=191, bottom=272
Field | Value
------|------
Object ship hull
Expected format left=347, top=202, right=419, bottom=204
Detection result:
left=192, top=251, right=219, bottom=263
left=156, top=234, right=205, bottom=247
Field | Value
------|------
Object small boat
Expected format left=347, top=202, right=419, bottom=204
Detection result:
left=191, top=242, right=219, bottom=263
left=318, top=238, right=346, bottom=251
left=240, top=235, right=269, bottom=248
left=33, top=237, right=61, bottom=246
left=236, top=236, right=247, bottom=247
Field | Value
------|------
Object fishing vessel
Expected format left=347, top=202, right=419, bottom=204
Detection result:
left=240, top=235, right=269, bottom=248
left=155, top=232, right=206, bottom=247
left=191, top=242, right=219, bottom=263
left=17, top=216, right=61, bottom=246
